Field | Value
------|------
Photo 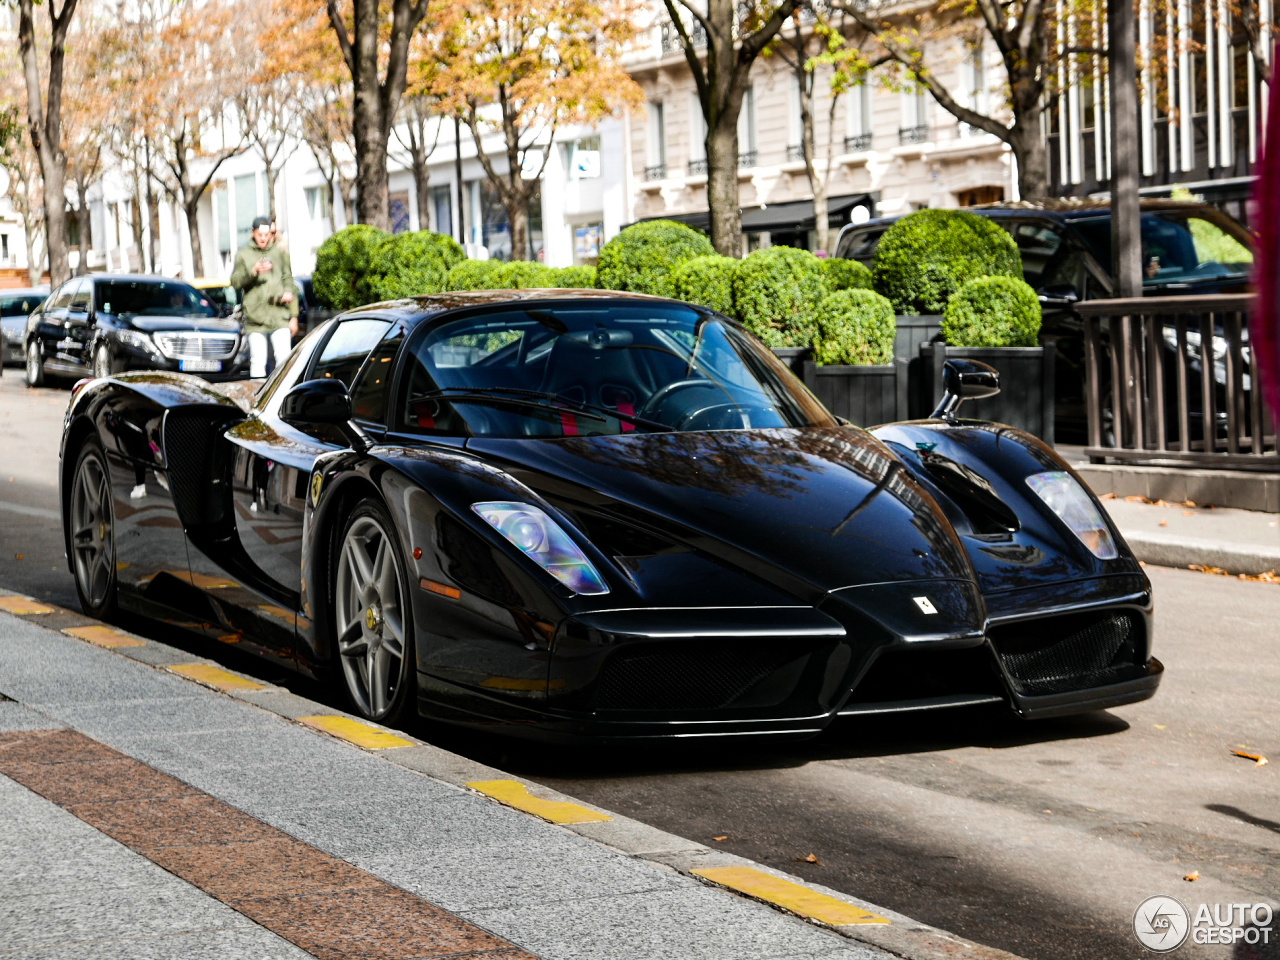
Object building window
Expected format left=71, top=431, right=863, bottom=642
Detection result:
left=214, top=183, right=231, bottom=255
left=567, top=136, right=601, bottom=180
left=1, top=234, right=8, bottom=262
left=234, top=173, right=260, bottom=249
left=431, top=184, right=452, bottom=238
left=846, top=82, right=872, bottom=151
left=472, top=180, right=543, bottom=261
left=900, top=88, right=929, bottom=144
left=305, top=186, right=329, bottom=224
left=646, top=101, right=667, bottom=179
left=738, top=85, right=757, bottom=165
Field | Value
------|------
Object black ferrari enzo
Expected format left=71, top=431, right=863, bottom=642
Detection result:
left=58, top=290, right=1160, bottom=741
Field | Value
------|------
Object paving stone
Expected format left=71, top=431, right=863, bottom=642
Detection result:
left=0, top=700, right=60, bottom=731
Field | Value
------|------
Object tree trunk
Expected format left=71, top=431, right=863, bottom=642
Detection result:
left=1010, top=125, right=1049, bottom=199
left=350, top=0, right=390, bottom=230
left=129, top=196, right=144, bottom=271
left=22, top=201, right=39, bottom=287
left=184, top=199, right=204, bottom=276
left=506, top=192, right=528, bottom=262
left=17, top=0, right=76, bottom=287
left=147, top=182, right=161, bottom=273
left=705, top=120, right=741, bottom=257
left=410, top=143, right=429, bottom=232
left=75, top=183, right=90, bottom=275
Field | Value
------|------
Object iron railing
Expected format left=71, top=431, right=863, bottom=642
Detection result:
left=899, top=125, right=930, bottom=145
left=787, top=144, right=806, bottom=161
left=644, top=163, right=667, bottom=181
left=687, top=152, right=756, bottom=175
left=844, top=133, right=872, bottom=152
left=687, top=158, right=708, bottom=175
left=1079, top=294, right=1277, bottom=469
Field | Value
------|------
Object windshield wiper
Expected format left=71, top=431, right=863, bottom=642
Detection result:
left=415, top=387, right=673, bottom=432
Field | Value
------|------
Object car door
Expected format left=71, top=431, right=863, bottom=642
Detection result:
left=62, top=280, right=94, bottom=370
left=32, top=281, right=73, bottom=368
left=185, top=316, right=393, bottom=661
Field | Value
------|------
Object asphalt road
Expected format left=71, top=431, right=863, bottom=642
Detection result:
left=2, top=369, right=1277, bottom=960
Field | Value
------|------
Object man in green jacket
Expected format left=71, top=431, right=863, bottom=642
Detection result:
left=231, top=216, right=297, bottom=378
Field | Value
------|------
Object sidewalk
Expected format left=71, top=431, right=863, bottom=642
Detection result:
left=0, top=594, right=1022, bottom=960
left=1100, top=497, right=1280, bottom=577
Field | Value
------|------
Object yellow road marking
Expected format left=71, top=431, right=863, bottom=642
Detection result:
left=63, top=625, right=145, bottom=648
left=168, top=664, right=265, bottom=691
left=297, top=715, right=413, bottom=749
left=0, top=597, right=54, bottom=615
left=692, top=866, right=890, bottom=926
left=467, top=780, right=612, bottom=824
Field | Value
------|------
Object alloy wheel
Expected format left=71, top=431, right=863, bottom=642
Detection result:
left=335, top=513, right=408, bottom=720
left=93, top=344, right=112, bottom=379
left=25, top=342, right=42, bottom=387
left=71, top=448, right=115, bottom=610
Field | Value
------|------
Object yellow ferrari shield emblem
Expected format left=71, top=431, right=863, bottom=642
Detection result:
left=365, top=607, right=377, bottom=631
left=310, top=471, right=324, bottom=506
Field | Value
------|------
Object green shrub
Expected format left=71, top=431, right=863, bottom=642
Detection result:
left=811, top=289, right=896, bottom=365
left=312, top=224, right=388, bottom=309
left=732, top=246, right=828, bottom=347
left=670, top=255, right=738, bottom=317
left=941, top=275, right=1042, bottom=347
left=872, top=209, right=1021, bottom=314
left=491, top=261, right=558, bottom=289
left=366, top=230, right=466, bottom=301
left=823, top=257, right=873, bottom=292
left=445, top=259, right=502, bottom=291
left=595, top=220, right=715, bottom=296
left=555, top=265, right=597, bottom=288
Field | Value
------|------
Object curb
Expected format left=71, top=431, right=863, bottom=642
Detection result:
left=0, top=589, right=1029, bottom=960
left=1119, top=530, right=1280, bottom=576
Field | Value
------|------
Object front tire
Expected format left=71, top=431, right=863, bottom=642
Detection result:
left=25, top=341, right=43, bottom=387
left=69, top=437, right=118, bottom=619
left=92, top=343, right=117, bottom=379
left=332, top=499, right=416, bottom=724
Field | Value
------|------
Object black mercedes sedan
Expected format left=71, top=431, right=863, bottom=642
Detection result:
left=24, top=274, right=249, bottom=386
left=59, top=290, right=1161, bottom=742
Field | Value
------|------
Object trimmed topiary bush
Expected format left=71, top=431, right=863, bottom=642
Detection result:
left=366, top=230, right=466, bottom=301
left=872, top=209, right=1021, bottom=314
left=733, top=246, right=829, bottom=347
left=671, top=255, right=738, bottom=317
left=595, top=220, right=715, bottom=296
left=554, top=265, right=597, bottom=288
left=811, top=289, right=896, bottom=365
left=313, top=224, right=389, bottom=309
left=823, top=257, right=874, bottom=292
left=491, top=261, right=559, bottom=289
left=445, top=259, right=502, bottom=291
left=941, top=275, right=1043, bottom=347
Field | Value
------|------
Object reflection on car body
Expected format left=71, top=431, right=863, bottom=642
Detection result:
left=59, top=290, right=1161, bottom=742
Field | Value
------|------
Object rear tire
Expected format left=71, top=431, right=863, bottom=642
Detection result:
left=25, top=341, right=43, bottom=388
left=69, top=437, right=118, bottom=620
left=93, top=343, right=118, bottom=379
left=331, top=499, right=416, bottom=725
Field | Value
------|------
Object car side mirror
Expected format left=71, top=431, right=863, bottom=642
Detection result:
left=930, top=358, right=1000, bottom=422
left=280, top=379, right=369, bottom=451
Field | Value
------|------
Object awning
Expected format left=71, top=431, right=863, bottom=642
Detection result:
left=638, top=193, right=876, bottom=235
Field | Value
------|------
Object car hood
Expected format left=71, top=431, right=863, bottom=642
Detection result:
left=118, top=316, right=240, bottom=333
left=466, top=427, right=976, bottom=599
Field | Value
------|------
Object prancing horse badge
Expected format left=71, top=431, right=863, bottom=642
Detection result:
left=913, top=596, right=938, bottom=615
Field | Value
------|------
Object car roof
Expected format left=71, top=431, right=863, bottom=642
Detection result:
left=85, top=274, right=198, bottom=285
left=1, top=287, right=49, bottom=297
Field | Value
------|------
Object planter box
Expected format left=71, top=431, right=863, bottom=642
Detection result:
left=804, top=359, right=907, bottom=426
left=894, top=315, right=944, bottom=418
left=920, top=343, right=1057, bottom=443
left=771, top=346, right=810, bottom=378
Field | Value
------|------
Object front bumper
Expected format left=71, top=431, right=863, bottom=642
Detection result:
left=115, top=340, right=250, bottom=381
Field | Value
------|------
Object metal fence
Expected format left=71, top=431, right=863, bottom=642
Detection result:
left=1078, top=294, right=1278, bottom=469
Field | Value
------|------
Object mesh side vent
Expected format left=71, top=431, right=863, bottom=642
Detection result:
left=163, top=411, right=236, bottom=528
left=993, top=612, right=1140, bottom=696
left=596, top=641, right=802, bottom=711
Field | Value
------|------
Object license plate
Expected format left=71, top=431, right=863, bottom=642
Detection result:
left=179, top=360, right=221, bottom=372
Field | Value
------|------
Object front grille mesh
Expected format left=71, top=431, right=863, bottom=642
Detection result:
left=153, top=332, right=238, bottom=361
left=992, top=612, right=1141, bottom=696
left=596, top=641, right=803, bottom=711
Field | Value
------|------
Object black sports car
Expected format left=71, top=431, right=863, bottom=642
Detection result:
left=25, top=274, right=249, bottom=386
left=58, top=290, right=1160, bottom=741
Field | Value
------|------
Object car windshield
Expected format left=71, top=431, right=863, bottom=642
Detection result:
left=397, top=303, right=832, bottom=438
left=1073, top=211, right=1253, bottom=285
left=98, top=280, right=218, bottom=318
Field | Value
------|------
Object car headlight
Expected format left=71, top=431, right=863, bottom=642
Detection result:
left=117, top=329, right=159, bottom=355
left=472, top=501, right=609, bottom=595
left=1025, top=472, right=1118, bottom=559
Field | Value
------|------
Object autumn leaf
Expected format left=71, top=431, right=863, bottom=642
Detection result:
left=1231, top=749, right=1270, bottom=767
left=793, top=853, right=821, bottom=864
left=1184, top=870, right=1199, bottom=881
left=712, top=835, right=728, bottom=841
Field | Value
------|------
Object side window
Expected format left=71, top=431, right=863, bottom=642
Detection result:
left=49, top=282, right=75, bottom=311
left=311, top=318, right=392, bottom=387
left=1000, top=221, right=1065, bottom=289
left=349, top=323, right=407, bottom=425
left=69, top=280, right=91, bottom=313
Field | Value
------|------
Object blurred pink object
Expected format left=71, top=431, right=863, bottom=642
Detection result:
left=1252, top=40, right=1280, bottom=421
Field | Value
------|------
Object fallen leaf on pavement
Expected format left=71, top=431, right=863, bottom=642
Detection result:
left=1237, top=570, right=1280, bottom=584
left=1184, top=500, right=1196, bottom=507
left=1099, top=492, right=1117, bottom=500
left=1231, top=750, right=1269, bottom=767
left=1159, top=520, right=1168, bottom=526
left=13, top=554, right=22, bottom=560
left=793, top=853, right=821, bottom=864
left=1189, top=564, right=1230, bottom=576
left=1125, top=495, right=1150, bottom=503
left=712, top=835, right=728, bottom=841
left=1154, top=724, right=1167, bottom=729
left=1184, top=871, right=1199, bottom=881
left=1183, top=510, right=1195, bottom=516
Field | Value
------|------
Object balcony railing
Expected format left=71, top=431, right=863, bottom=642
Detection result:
left=644, top=163, right=667, bottom=181
left=898, top=125, right=930, bottom=145
left=686, top=152, right=756, bottom=175
left=844, top=133, right=872, bottom=152
left=1078, top=294, right=1277, bottom=468
left=786, top=144, right=806, bottom=161
left=660, top=18, right=707, bottom=55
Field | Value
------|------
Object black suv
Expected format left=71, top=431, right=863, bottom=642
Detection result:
left=23, top=274, right=250, bottom=387
left=833, top=199, right=1253, bottom=442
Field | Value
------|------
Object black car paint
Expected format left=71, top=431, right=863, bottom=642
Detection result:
left=2, top=287, right=49, bottom=365
left=27, top=274, right=250, bottom=382
left=60, top=291, right=1160, bottom=742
